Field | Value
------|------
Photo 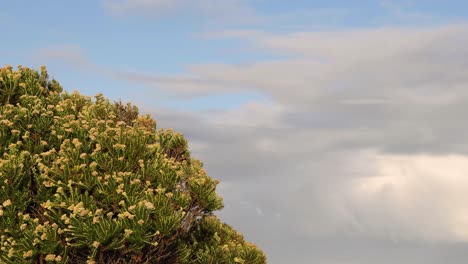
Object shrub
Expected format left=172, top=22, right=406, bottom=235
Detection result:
left=0, top=65, right=266, bottom=263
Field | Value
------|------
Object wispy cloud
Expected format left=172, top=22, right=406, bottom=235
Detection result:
left=101, top=0, right=261, bottom=24
left=379, top=0, right=466, bottom=25
left=34, top=45, right=93, bottom=69
left=32, top=45, right=239, bottom=97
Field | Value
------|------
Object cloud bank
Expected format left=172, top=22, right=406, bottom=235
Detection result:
left=36, top=23, right=468, bottom=263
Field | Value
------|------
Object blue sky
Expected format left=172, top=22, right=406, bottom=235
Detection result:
left=4, top=1, right=468, bottom=263
left=3, top=0, right=467, bottom=110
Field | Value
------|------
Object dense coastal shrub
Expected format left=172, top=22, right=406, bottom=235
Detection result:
left=0, top=65, right=266, bottom=263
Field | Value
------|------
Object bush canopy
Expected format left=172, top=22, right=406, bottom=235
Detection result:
left=0, top=65, right=266, bottom=263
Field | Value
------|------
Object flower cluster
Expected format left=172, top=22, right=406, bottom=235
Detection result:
left=0, top=65, right=266, bottom=263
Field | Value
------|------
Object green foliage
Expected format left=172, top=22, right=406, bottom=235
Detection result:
left=0, top=65, right=266, bottom=263
left=178, top=216, right=266, bottom=264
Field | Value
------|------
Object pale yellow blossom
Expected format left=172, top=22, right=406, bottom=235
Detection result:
left=144, top=201, right=154, bottom=210
left=124, top=229, right=133, bottom=237
left=2, top=199, right=11, bottom=207
left=23, top=250, right=33, bottom=258
left=45, top=254, right=56, bottom=261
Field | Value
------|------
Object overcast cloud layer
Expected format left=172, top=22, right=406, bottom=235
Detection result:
left=5, top=0, right=468, bottom=263
left=38, top=18, right=468, bottom=264
left=147, top=24, right=468, bottom=263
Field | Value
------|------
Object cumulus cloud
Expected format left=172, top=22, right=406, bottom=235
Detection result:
left=350, top=153, right=468, bottom=242
left=151, top=104, right=468, bottom=263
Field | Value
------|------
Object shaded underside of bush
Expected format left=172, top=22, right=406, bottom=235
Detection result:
left=0, top=65, right=266, bottom=263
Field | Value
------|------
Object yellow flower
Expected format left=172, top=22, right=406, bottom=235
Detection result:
left=42, top=200, right=52, bottom=209
left=144, top=201, right=154, bottom=210
left=2, top=199, right=11, bottom=207
left=72, top=138, right=82, bottom=148
left=92, top=241, right=100, bottom=248
left=23, top=250, right=33, bottom=259
left=94, top=144, right=101, bottom=152
left=113, top=143, right=126, bottom=150
left=234, top=257, right=245, bottom=263
left=79, top=209, right=89, bottom=217
left=45, top=254, right=56, bottom=261
left=6, top=246, right=13, bottom=257
left=124, top=229, right=133, bottom=237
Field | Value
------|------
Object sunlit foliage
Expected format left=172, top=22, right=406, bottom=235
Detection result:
left=0, top=65, right=266, bottom=263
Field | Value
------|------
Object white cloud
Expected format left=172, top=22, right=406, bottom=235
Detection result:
left=153, top=101, right=468, bottom=244
left=349, top=152, right=468, bottom=242
left=123, top=25, right=468, bottom=120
